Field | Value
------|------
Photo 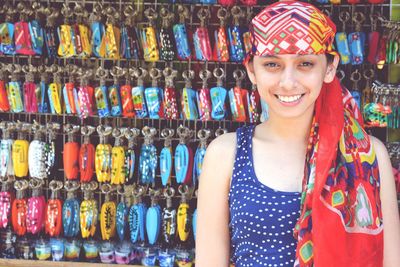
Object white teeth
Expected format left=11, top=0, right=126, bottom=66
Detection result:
left=277, top=94, right=302, bottom=103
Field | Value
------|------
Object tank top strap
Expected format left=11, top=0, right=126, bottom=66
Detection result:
left=232, top=125, right=255, bottom=179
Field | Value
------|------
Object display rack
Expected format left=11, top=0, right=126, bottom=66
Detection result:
left=0, top=0, right=396, bottom=266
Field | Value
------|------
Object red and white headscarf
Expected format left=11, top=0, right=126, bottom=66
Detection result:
left=244, top=1, right=338, bottom=64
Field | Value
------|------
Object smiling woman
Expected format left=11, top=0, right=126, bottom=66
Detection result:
left=246, top=54, right=338, bottom=121
left=195, top=1, right=400, bottom=267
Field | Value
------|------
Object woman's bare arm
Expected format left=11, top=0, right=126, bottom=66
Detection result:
left=195, top=133, right=236, bottom=267
left=371, top=136, right=400, bottom=267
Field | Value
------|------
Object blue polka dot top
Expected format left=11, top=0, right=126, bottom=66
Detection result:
left=229, top=125, right=302, bottom=267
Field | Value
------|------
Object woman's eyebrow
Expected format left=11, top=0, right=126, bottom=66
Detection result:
left=296, top=54, right=318, bottom=58
left=263, top=55, right=279, bottom=59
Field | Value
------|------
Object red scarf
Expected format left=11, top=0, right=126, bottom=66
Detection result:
left=294, top=77, right=384, bottom=266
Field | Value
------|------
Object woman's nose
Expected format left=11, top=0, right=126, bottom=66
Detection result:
left=278, top=67, right=298, bottom=91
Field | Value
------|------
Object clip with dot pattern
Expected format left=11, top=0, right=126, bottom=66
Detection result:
left=181, top=70, right=199, bottom=120
left=62, top=180, right=81, bottom=238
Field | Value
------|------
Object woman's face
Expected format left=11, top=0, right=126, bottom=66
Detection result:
left=246, top=54, right=339, bottom=120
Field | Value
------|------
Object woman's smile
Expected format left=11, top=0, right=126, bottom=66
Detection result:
left=275, top=93, right=306, bottom=106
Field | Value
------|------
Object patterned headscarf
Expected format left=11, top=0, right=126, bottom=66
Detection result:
left=244, top=1, right=338, bottom=64
left=243, top=1, right=384, bottom=266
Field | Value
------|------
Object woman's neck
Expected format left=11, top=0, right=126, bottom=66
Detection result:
left=257, top=108, right=314, bottom=144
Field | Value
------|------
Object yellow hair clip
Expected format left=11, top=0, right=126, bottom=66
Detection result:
left=78, top=24, right=92, bottom=58
left=95, top=143, right=112, bottom=183
left=100, top=184, right=116, bottom=240
left=12, top=139, right=29, bottom=178
left=58, top=25, right=75, bottom=57
left=177, top=202, right=190, bottom=242
left=96, top=126, right=112, bottom=183
left=103, top=24, right=120, bottom=59
left=111, top=146, right=125, bottom=185
left=177, top=185, right=192, bottom=242
left=80, top=182, right=98, bottom=239
left=111, top=129, right=126, bottom=185
left=48, top=83, right=62, bottom=114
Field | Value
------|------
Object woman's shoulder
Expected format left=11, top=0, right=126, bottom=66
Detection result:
left=206, top=125, right=252, bottom=152
left=206, top=131, right=237, bottom=160
left=202, top=125, right=253, bottom=179
left=369, top=135, right=389, bottom=163
left=369, top=135, right=394, bottom=185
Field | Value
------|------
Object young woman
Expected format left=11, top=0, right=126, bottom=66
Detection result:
left=196, top=1, right=400, bottom=266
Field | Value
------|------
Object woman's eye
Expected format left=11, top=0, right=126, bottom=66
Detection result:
left=263, top=62, right=279, bottom=68
left=299, top=61, right=314, bottom=67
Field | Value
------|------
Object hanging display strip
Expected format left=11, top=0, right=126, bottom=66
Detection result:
left=0, top=114, right=241, bottom=265
left=0, top=63, right=265, bottom=123
left=0, top=1, right=391, bottom=64
left=0, top=0, right=397, bottom=266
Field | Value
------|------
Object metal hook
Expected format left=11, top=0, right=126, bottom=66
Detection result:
left=199, top=69, right=212, bottom=81
left=350, top=69, right=361, bottom=82
left=363, top=69, right=375, bottom=80
left=149, top=68, right=162, bottom=80
left=161, top=128, right=175, bottom=139
left=215, top=127, right=227, bottom=137
left=213, top=67, right=225, bottom=80
left=197, top=129, right=211, bottom=141
left=182, top=70, right=195, bottom=81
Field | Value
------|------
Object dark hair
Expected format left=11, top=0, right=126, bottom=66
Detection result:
left=326, top=54, right=334, bottom=64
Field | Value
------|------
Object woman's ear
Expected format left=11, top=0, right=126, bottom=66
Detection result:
left=245, top=60, right=257, bottom=85
left=324, top=55, right=340, bottom=83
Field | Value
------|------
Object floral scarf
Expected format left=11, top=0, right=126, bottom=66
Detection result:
left=294, top=77, right=384, bottom=266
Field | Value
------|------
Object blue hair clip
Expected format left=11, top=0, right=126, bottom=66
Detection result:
left=175, top=144, right=189, bottom=184
left=38, top=81, right=49, bottom=113
left=160, top=147, right=172, bottom=187
left=62, top=186, right=80, bottom=238
left=173, top=22, right=191, bottom=60
left=116, top=198, right=128, bottom=241
left=29, top=20, right=44, bottom=55
left=129, top=198, right=147, bottom=243
left=145, top=87, right=163, bottom=119
left=91, top=22, right=104, bottom=58
left=146, top=193, right=161, bottom=245
left=348, top=12, right=366, bottom=65
left=145, top=68, right=163, bottom=119
left=139, top=143, right=157, bottom=185
left=44, top=26, right=58, bottom=57
left=228, top=7, right=246, bottom=62
left=210, top=68, right=228, bottom=120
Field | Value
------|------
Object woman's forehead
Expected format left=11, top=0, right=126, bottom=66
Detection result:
left=254, top=54, right=325, bottom=60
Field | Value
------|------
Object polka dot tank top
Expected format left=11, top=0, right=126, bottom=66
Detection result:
left=229, top=125, right=301, bottom=267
